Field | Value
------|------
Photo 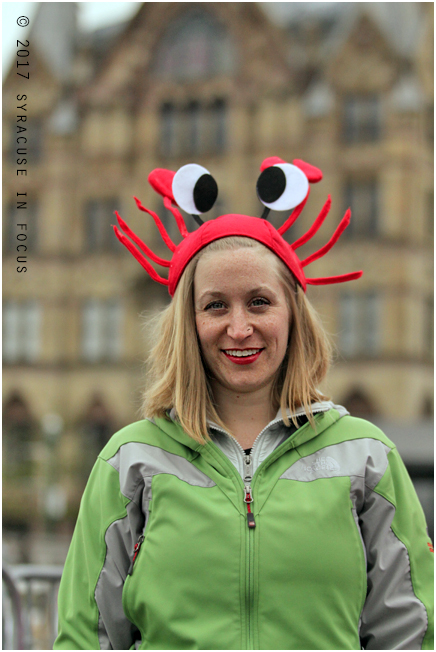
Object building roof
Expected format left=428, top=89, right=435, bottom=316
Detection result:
left=13, top=3, right=427, bottom=89
left=29, top=2, right=79, bottom=82
left=273, top=2, right=425, bottom=59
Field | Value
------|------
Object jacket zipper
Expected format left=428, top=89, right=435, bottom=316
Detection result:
left=127, top=534, right=144, bottom=575
left=244, top=452, right=255, bottom=649
left=244, top=453, right=256, bottom=529
left=207, top=408, right=334, bottom=650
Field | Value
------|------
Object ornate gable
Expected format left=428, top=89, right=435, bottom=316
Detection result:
left=80, top=3, right=293, bottom=109
left=326, top=13, right=398, bottom=93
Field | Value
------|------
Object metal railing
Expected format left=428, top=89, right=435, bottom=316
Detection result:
left=2, top=564, right=63, bottom=650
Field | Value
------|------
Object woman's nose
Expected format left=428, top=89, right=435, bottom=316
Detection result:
left=226, top=308, right=253, bottom=340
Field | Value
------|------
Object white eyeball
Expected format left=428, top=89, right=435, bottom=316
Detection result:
left=256, top=163, right=309, bottom=211
left=172, top=163, right=218, bottom=214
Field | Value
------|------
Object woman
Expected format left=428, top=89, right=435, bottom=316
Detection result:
left=54, top=159, right=433, bottom=650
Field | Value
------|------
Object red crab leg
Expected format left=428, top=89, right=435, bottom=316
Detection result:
left=300, top=208, right=351, bottom=268
left=134, top=197, right=176, bottom=252
left=163, top=197, right=189, bottom=238
left=291, top=196, right=331, bottom=250
left=306, top=271, right=363, bottom=285
left=112, top=225, right=170, bottom=286
left=115, top=212, right=170, bottom=267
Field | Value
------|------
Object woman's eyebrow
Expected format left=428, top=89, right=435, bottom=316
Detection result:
left=198, top=286, right=275, bottom=302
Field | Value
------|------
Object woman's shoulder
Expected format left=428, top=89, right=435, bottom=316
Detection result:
left=97, top=413, right=200, bottom=464
left=324, top=405, right=397, bottom=451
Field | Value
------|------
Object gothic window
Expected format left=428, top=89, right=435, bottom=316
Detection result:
left=3, top=300, right=42, bottom=364
left=424, top=296, right=434, bottom=359
left=339, top=291, right=381, bottom=357
left=81, top=298, right=123, bottom=362
left=160, top=103, right=177, bottom=158
left=343, top=178, right=379, bottom=236
left=422, top=396, right=433, bottom=418
left=184, top=101, right=201, bottom=155
left=343, top=95, right=381, bottom=143
left=80, top=394, right=114, bottom=481
left=159, top=99, right=228, bottom=158
left=207, top=99, right=227, bottom=153
left=342, top=388, right=377, bottom=418
left=85, top=198, right=120, bottom=252
left=3, top=392, right=36, bottom=478
left=154, top=11, right=236, bottom=81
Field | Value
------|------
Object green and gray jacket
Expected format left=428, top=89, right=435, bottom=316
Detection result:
left=54, top=402, right=434, bottom=650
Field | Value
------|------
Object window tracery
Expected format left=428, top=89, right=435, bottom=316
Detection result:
left=154, top=10, right=236, bottom=81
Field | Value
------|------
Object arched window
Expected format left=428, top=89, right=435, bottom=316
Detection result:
left=80, top=393, right=114, bottom=482
left=339, top=291, right=381, bottom=358
left=159, top=98, right=228, bottom=159
left=85, top=197, right=121, bottom=252
left=342, top=388, right=377, bottom=418
left=154, top=10, right=236, bottom=81
left=81, top=298, right=123, bottom=362
left=3, top=300, right=42, bottom=364
left=342, top=95, right=381, bottom=143
left=3, top=391, right=36, bottom=477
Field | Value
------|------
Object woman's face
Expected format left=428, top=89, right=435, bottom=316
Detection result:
left=194, top=248, right=291, bottom=397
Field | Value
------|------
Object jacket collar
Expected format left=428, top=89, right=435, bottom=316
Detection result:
left=159, top=402, right=349, bottom=460
left=206, top=402, right=349, bottom=475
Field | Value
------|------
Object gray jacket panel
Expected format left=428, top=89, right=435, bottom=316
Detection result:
left=360, top=487, right=429, bottom=649
left=94, top=442, right=217, bottom=649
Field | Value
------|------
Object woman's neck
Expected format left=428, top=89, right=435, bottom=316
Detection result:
left=211, top=382, right=278, bottom=448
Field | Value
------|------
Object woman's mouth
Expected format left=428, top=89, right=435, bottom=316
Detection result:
left=221, top=348, right=264, bottom=365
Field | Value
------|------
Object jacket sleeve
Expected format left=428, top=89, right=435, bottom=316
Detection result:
left=54, top=455, right=144, bottom=650
left=359, top=444, right=434, bottom=650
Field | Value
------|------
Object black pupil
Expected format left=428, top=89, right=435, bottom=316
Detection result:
left=256, top=166, right=286, bottom=204
left=193, top=174, right=218, bottom=213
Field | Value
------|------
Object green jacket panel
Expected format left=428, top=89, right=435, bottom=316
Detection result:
left=54, top=405, right=434, bottom=650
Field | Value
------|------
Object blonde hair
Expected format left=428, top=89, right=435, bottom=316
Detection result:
left=141, top=237, right=332, bottom=444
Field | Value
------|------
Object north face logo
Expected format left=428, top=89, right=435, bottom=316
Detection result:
left=303, top=456, right=340, bottom=473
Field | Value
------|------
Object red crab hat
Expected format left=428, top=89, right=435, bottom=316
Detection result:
left=112, top=157, right=362, bottom=296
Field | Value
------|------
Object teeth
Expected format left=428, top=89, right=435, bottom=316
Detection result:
left=224, top=349, right=262, bottom=357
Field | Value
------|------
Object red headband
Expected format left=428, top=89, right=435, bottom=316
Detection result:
left=112, top=157, right=362, bottom=296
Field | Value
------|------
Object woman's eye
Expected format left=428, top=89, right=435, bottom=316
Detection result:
left=204, top=298, right=269, bottom=310
left=251, top=298, right=270, bottom=307
left=205, top=301, right=225, bottom=310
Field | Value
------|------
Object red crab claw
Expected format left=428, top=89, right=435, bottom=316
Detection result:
left=292, top=159, right=323, bottom=183
left=259, top=157, right=322, bottom=183
left=148, top=168, right=176, bottom=202
left=260, top=156, right=287, bottom=171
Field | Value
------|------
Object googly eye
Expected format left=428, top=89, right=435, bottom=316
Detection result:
left=256, top=163, right=309, bottom=211
left=172, top=164, right=218, bottom=215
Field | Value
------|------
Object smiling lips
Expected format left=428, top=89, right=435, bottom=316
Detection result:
left=221, top=348, right=264, bottom=365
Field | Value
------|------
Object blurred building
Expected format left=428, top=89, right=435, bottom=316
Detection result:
left=2, top=2, right=433, bottom=559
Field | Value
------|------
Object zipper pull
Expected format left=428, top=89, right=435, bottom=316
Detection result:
left=244, top=453, right=253, bottom=483
left=244, top=484, right=256, bottom=529
left=127, top=534, right=145, bottom=575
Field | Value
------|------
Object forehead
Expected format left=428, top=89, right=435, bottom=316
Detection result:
left=194, top=248, right=282, bottom=295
